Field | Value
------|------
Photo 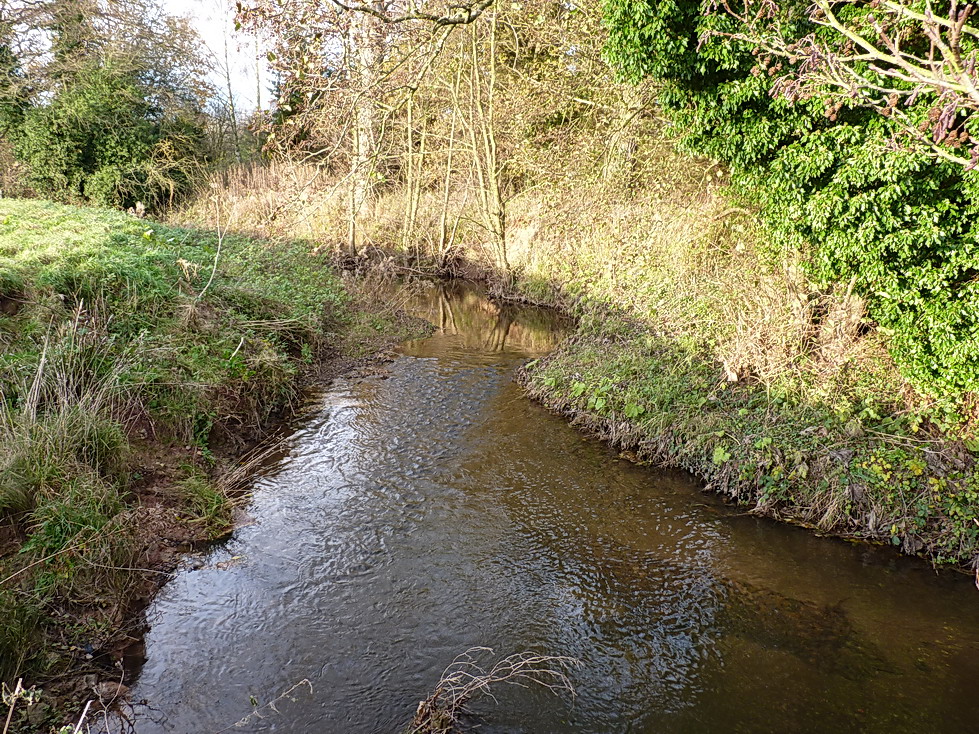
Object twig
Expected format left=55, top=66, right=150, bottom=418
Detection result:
left=197, top=195, right=225, bottom=302
left=213, top=679, right=313, bottom=734
left=229, top=337, right=245, bottom=362
left=2, top=679, right=23, bottom=734
left=409, top=648, right=579, bottom=734
left=72, top=700, right=93, bottom=734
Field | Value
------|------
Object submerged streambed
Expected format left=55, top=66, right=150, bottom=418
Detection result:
left=121, top=281, right=979, bottom=733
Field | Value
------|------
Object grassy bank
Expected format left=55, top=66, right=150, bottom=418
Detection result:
left=511, top=183, right=979, bottom=567
left=0, top=198, right=415, bottom=728
left=498, top=159, right=979, bottom=569
left=520, top=328, right=979, bottom=564
left=176, top=144, right=979, bottom=570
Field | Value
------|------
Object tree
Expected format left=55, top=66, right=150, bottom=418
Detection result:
left=712, top=0, right=979, bottom=168
left=0, top=0, right=213, bottom=208
left=12, top=63, right=206, bottom=207
left=602, top=0, right=979, bottom=398
left=236, top=0, right=500, bottom=254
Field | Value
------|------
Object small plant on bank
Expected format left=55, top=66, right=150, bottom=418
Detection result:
left=176, top=467, right=234, bottom=538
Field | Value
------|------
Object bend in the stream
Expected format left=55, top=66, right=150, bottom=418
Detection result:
left=118, top=280, right=979, bottom=734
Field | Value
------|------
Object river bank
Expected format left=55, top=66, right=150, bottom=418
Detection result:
left=0, top=199, right=427, bottom=730
left=435, top=245, right=979, bottom=570
left=506, top=260, right=977, bottom=570
left=178, top=156, right=979, bottom=572
left=111, top=279, right=979, bottom=734
left=518, top=328, right=979, bottom=568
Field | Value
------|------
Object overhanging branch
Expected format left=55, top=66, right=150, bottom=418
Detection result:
left=329, top=0, right=494, bottom=26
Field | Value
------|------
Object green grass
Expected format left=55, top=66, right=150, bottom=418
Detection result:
left=0, top=199, right=348, bottom=441
left=0, top=198, right=358, bottom=691
left=176, top=466, right=235, bottom=538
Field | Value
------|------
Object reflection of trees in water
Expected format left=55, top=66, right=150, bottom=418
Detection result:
left=411, top=281, right=565, bottom=353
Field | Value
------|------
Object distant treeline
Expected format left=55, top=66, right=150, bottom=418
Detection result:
left=0, top=0, right=259, bottom=210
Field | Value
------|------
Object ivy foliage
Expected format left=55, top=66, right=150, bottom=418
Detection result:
left=602, top=0, right=979, bottom=409
left=7, top=64, right=206, bottom=210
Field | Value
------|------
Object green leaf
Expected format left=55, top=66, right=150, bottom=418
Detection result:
left=624, top=402, right=644, bottom=418
left=712, top=445, right=732, bottom=465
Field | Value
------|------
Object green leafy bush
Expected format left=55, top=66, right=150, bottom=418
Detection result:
left=8, top=64, right=205, bottom=209
left=602, top=0, right=979, bottom=409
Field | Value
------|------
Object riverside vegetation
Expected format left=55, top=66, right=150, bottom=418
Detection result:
left=3, top=0, right=979, bottom=727
left=0, top=198, right=419, bottom=729
left=187, top=0, right=979, bottom=568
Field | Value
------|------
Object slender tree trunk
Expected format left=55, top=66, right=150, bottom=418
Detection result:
left=401, top=91, right=415, bottom=250
left=467, top=16, right=508, bottom=271
left=440, top=61, right=463, bottom=263
left=223, top=31, right=241, bottom=163
left=254, top=35, right=262, bottom=111
left=402, top=91, right=429, bottom=257
left=348, top=3, right=382, bottom=256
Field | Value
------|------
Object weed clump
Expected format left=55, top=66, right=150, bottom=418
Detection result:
left=176, top=468, right=234, bottom=538
left=0, top=591, right=41, bottom=683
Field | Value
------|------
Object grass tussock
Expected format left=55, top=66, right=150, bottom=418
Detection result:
left=175, top=467, right=235, bottom=538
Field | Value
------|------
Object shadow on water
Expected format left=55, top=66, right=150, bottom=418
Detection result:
left=115, top=280, right=979, bottom=734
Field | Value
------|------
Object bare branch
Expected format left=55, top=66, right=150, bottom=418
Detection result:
left=408, top=647, right=580, bottom=734
left=709, top=0, right=979, bottom=167
left=330, top=0, right=495, bottom=26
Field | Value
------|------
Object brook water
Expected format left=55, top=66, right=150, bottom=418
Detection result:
left=124, top=281, right=979, bottom=733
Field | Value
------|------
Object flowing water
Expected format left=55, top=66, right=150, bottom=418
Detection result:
left=123, top=280, right=979, bottom=734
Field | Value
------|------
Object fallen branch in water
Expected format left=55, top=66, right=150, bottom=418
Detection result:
left=214, top=679, right=313, bottom=734
left=408, top=647, right=580, bottom=734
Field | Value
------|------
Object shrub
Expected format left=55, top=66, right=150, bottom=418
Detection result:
left=8, top=64, right=205, bottom=210
left=602, top=0, right=979, bottom=411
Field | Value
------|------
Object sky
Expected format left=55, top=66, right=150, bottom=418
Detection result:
left=166, top=0, right=271, bottom=113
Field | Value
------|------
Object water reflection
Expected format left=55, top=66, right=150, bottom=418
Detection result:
left=121, top=280, right=979, bottom=734
left=399, top=279, right=567, bottom=355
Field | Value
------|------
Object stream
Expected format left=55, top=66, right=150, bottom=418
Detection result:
left=122, top=280, right=979, bottom=733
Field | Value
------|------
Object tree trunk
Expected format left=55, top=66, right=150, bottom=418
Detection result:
left=602, top=85, right=642, bottom=185
left=467, top=15, right=509, bottom=272
left=348, top=4, right=382, bottom=256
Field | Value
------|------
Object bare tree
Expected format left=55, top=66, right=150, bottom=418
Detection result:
left=0, top=0, right=210, bottom=106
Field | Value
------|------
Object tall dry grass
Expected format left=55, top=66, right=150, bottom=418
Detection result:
left=173, top=138, right=901, bottom=414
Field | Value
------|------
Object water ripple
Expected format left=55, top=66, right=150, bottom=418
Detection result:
left=122, top=282, right=979, bottom=734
